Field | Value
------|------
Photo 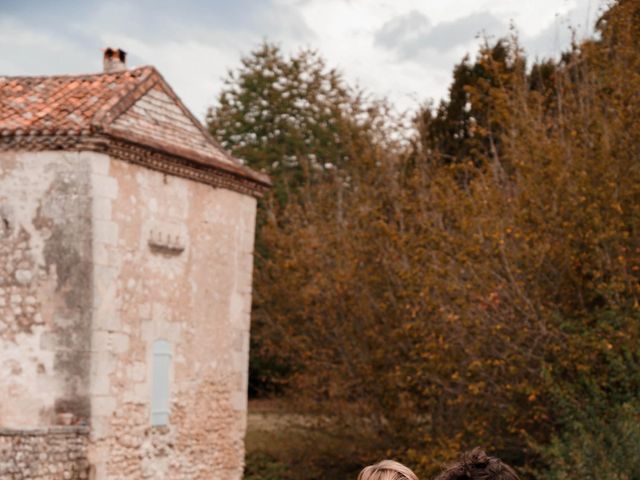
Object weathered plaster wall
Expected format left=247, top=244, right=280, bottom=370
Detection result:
left=0, top=427, right=90, bottom=479
left=0, top=151, right=97, bottom=427
left=88, top=155, right=256, bottom=480
left=0, top=150, right=256, bottom=479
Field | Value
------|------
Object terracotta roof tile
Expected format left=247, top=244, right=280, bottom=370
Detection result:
left=0, top=67, right=153, bottom=133
left=0, top=66, right=271, bottom=191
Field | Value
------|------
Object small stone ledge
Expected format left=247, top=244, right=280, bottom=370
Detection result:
left=0, top=426, right=90, bottom=436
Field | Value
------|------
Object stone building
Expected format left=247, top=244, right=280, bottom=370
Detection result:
left=0, top=49, right=270, bottom=479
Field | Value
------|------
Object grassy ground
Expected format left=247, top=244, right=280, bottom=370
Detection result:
left=244, top=399, right=364, bottom=480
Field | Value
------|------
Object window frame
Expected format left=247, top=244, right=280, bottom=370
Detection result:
left=150, top=339, right=172, bottom=427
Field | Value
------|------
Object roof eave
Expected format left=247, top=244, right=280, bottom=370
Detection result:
left=104, top=128, right=272, bottom=188
left=0, top=131, right=270, bottom=198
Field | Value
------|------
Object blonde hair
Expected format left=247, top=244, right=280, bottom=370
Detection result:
left=358, top=460, right=419, bottom=480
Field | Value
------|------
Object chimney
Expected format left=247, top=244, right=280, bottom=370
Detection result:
left=103, top=48, right=127, bottom=73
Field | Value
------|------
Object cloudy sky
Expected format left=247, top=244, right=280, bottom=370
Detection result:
left=0, top=0, right=607, bottom=120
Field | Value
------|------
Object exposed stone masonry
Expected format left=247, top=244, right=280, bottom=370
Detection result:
left=0, top=153, right=94, bottom=427
left=0, top=226, right=43, bottom=340
left=0, top=427, right=90, bottom=480
left=86, top=157, right=255, bottom=479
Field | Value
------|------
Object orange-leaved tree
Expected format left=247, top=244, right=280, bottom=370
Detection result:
left=252, top=1, right=640, bottom=477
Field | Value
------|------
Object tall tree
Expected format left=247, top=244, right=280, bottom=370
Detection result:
left=208, top=42, right=382, bottom=204
left=415, top=40, right=524, bottom=170
left=207, top=42, right=388, bottom=395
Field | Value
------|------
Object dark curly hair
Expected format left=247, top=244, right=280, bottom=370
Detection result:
left=435, top=448, right=519, bottom=480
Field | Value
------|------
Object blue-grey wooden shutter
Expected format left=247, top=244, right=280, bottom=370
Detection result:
left=151, top=339, right=171, bottom=426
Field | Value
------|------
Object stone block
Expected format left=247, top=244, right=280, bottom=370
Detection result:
left=90, top=350, right=115, bottom=390
left=93, top=219, right=119, bottom=246
left=130, top=382, right=149, bottom=403
left=94, top=264, right=117, bottom=290
left=91, top=174, right=118, bottom=200
left=90, top=417, right=112, bottom=441
left=90, top=369, right=111, bottom=397
left=14, top=270, right=33, bottom=285
left=40, top=332, right=56, bottom=351
left=110, top=332, right=130, bottom=354
left=231, top=331, right=242, bottom=353
left=231, top=351, right=245, bottom=373
left=241, top=330, right=250, bottom=354
left=93, top=241, right=109, bottom=266
left=230, top=391, right=247, bottom=412
left=129, top=362, right=146, bottom=382
left=91, top=330, right=111, bottom=349
left=92, top=302, right=121, bottom=332
left=89, top=154, right=111, bottom=176
left=92, top=197, right=112, bottom=221
left=91, top=396, right=116, bottom=417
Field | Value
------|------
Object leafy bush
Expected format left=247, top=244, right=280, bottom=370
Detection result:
left=538, top=403, right=640, bottom=480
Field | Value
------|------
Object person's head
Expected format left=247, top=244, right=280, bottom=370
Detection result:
left=435, top=448, right=519, bottom=480
left=358, top=460, right=419, bottom=480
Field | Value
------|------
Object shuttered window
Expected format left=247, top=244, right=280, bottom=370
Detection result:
left=151, top=339, right=172, bottom=426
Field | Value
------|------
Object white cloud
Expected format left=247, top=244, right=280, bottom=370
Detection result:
left=375, top=10, right=506, bottom=56
left=0, top=0, right=608, bottom=120
left=289, top=0, right=607, bottom=113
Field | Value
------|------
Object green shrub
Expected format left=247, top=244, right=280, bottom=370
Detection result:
left=537, top=403, right=640, bottom=480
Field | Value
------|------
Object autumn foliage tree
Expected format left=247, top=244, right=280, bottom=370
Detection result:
left=210, top=1, right=640, bottom=478
left=415, top=39, right=523, bottom=170
left=207, top=43, right=390, bottom=395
